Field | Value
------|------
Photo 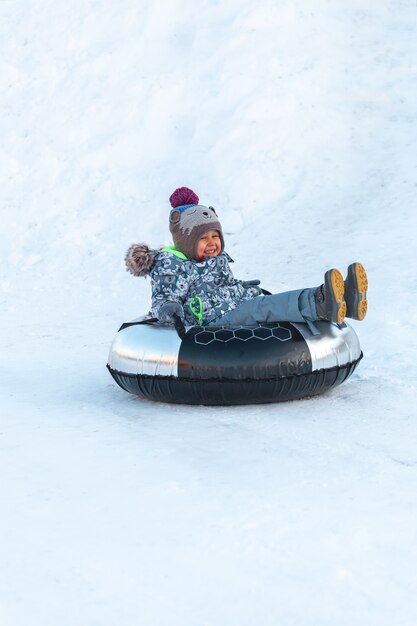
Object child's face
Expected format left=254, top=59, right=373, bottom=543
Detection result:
left=197, top=229, right=222, bottom=259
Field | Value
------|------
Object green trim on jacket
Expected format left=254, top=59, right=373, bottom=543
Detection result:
left=161, top=246, right=188, bottom=260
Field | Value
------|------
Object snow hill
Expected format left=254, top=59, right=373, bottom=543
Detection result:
left=1, top=1, right=417, bottom=625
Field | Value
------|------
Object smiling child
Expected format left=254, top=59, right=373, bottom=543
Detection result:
left=125, top=187, right=368, bottom=332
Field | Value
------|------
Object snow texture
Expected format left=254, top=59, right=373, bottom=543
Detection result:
left=1, top=1, right=417, bottom=624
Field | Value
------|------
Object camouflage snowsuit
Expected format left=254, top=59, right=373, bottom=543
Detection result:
left=150, top=249, right=317, bottom=328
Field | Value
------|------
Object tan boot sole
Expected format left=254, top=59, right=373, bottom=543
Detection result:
left=355, top=263, right=368, bottom=320
left=330, top=269, right=347, bottom=324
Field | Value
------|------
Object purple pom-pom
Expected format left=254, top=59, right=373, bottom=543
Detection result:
left=169, top=187, right=199, bottom=208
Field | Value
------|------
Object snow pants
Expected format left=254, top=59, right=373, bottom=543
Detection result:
left=207, top=288, right=319, bottom=331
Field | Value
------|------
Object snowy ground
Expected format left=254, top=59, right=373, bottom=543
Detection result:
left=1, top=1, right=417, bottom=624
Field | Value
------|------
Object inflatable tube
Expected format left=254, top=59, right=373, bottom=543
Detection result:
left=107, top=317, right=363, bottom=405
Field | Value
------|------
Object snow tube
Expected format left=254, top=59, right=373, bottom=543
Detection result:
left=106, top=316, right=363, bottom=405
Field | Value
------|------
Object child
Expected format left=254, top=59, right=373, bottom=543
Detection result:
left=125, top=187, right=368, bottom=332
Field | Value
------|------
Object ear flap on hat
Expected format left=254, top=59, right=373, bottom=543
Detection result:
left=169, top=209, right=181, bottom=224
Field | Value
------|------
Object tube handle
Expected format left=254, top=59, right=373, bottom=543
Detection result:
left=173, top=313, right=187, bottom=340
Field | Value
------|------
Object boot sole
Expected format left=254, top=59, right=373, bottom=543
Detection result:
left=346, top=263, right=368, bottom=320
left=325, top=269, right=346, bottom=325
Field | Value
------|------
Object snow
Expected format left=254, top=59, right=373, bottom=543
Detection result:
left=1, top=0, right=417, bottom=624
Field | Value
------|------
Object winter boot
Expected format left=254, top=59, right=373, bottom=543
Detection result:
left=315, top=268, right=346, bottom=325
left=345, top=262, right=368, bottom=320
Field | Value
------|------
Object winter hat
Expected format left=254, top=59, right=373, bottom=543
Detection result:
left=169, top=187, right=224, bottom=261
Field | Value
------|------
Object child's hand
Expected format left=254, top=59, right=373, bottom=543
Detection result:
left=158, top=301, right=184, bottom=325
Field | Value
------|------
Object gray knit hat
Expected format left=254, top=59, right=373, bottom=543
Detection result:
left=169, top=187, right=224, bottom=261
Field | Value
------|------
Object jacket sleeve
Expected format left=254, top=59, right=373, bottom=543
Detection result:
left=150, top=255, right=192, bottom=317
left=222, top=255, right=262, bottom=297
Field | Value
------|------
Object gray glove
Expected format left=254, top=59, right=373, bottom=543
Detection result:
left=158, top=301, right=184, bottom=325
left=242, top=279, right=261, bottom=288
